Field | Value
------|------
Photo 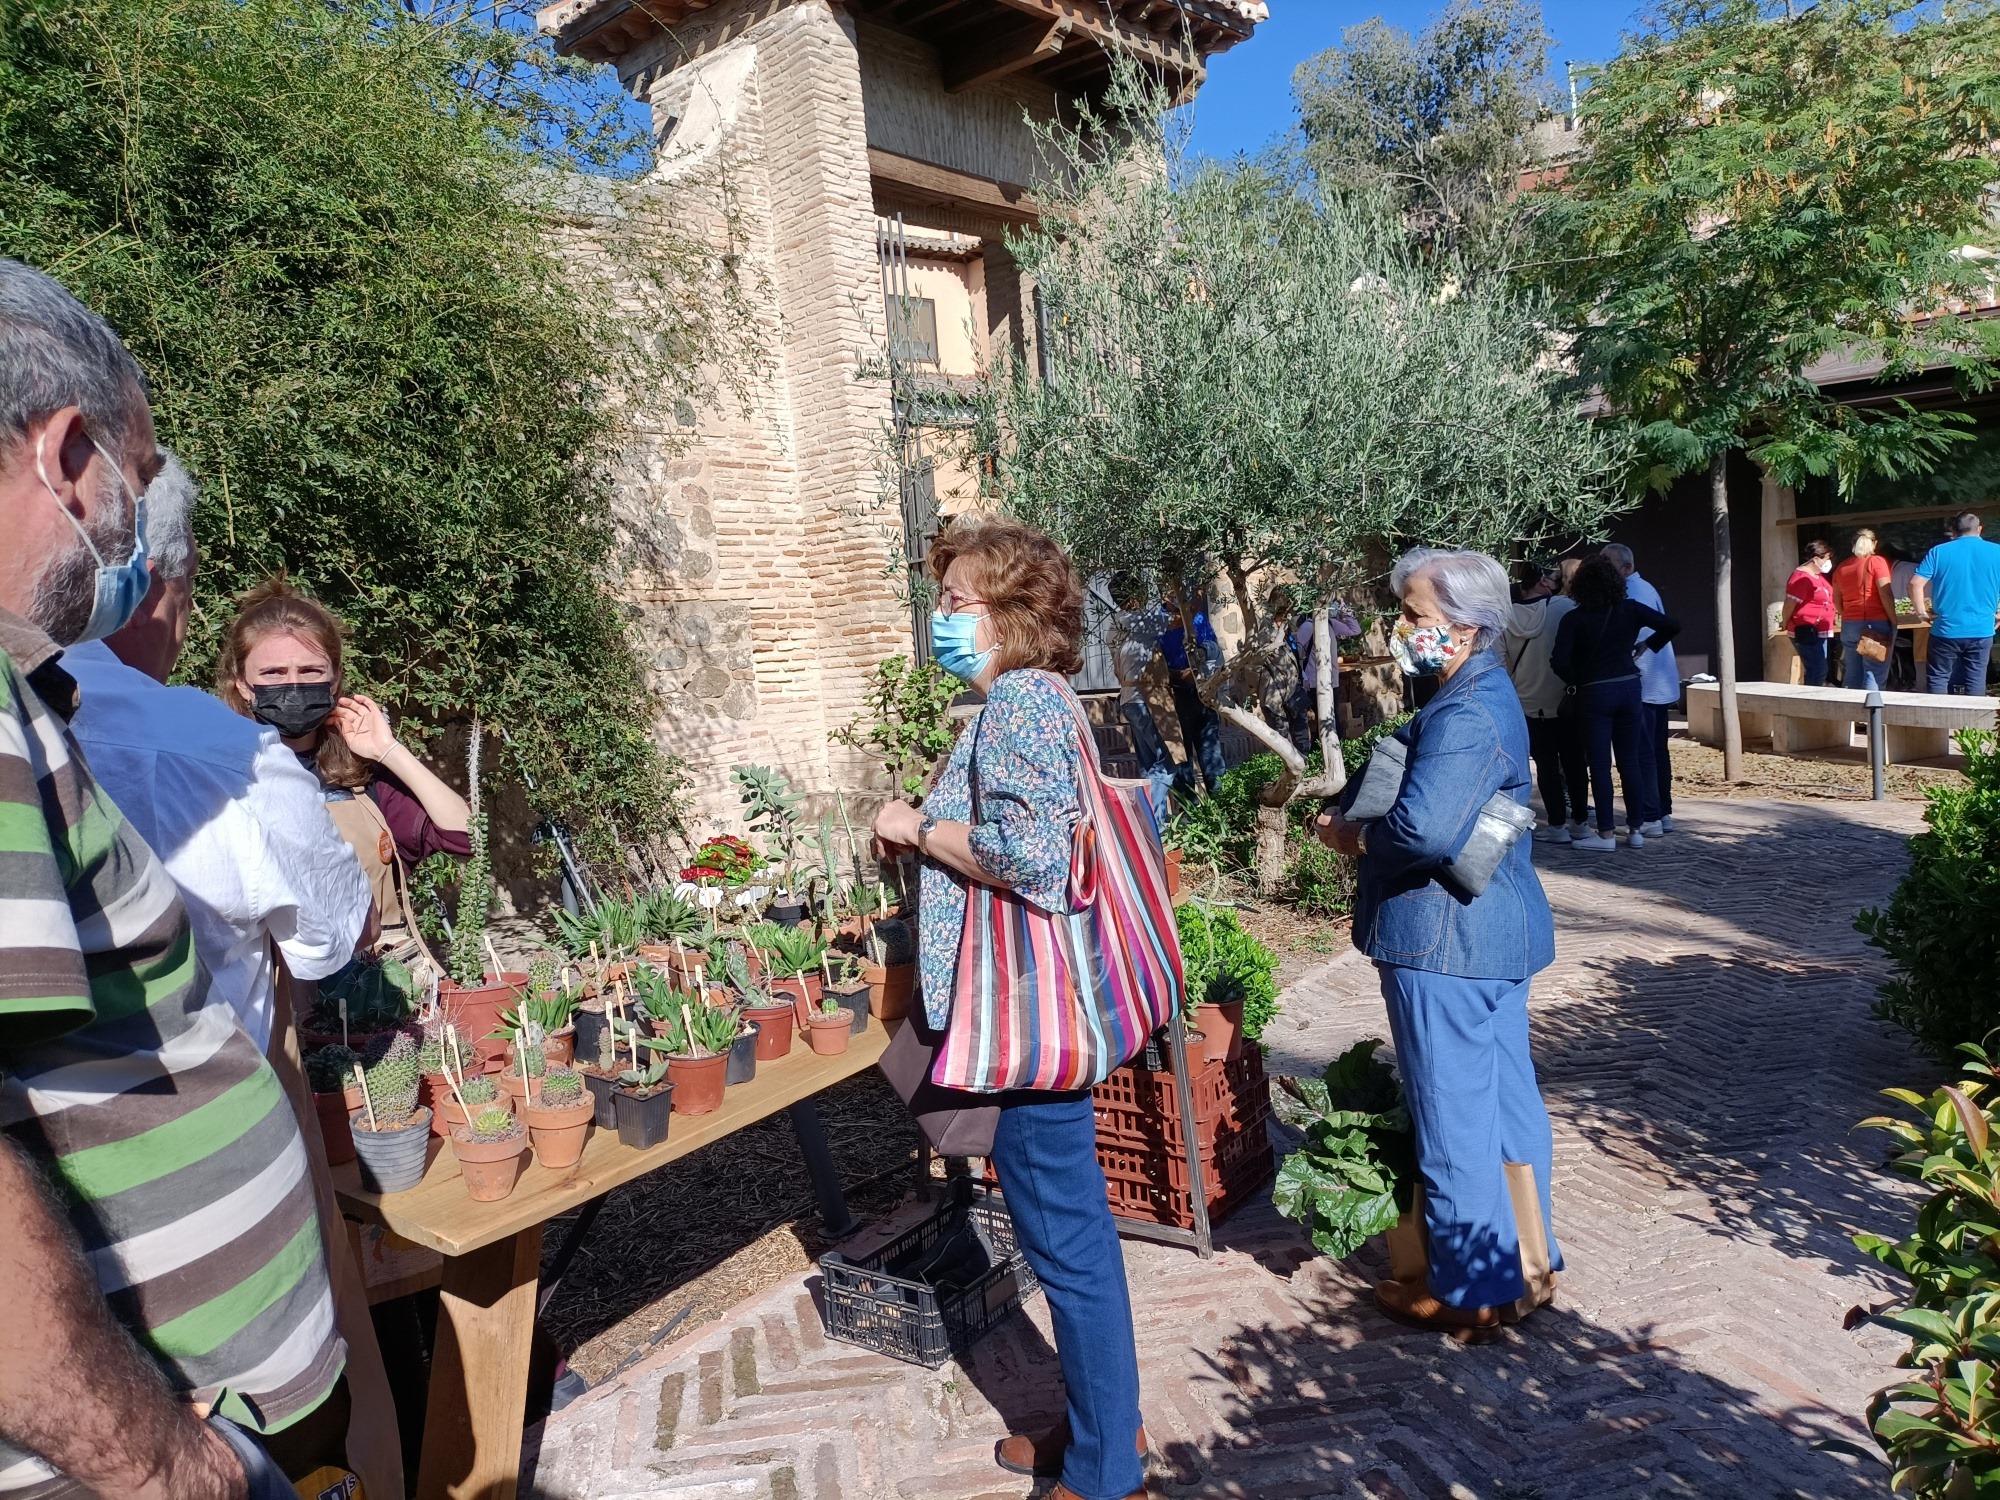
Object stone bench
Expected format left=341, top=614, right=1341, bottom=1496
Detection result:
left=1685, top=680, right=1997, bottom=763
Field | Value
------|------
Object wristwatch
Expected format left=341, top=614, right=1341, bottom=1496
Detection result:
left=916, top=814, right=938, bottom=857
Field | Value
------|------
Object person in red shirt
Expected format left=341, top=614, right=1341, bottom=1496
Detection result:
left=1832, top=527, right=1896, bottom=690
left=1778, top=540, right=1838, bottom=686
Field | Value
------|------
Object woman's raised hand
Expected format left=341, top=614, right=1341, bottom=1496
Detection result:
left=330, top=694, right=398, bottom=762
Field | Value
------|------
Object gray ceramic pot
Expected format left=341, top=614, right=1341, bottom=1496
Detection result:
left=349, top=1108, right=432, bottom=1193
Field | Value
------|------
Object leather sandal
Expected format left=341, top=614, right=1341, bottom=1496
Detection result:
left=1374, top=1277, right=1503, bottom=1343
left=1044, top=1484, right=1162, bottom=1500
left=995, top=1417, right=1149, bottom=1477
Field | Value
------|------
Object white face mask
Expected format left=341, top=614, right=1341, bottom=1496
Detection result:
left=35, top=431, right=151, bottom=644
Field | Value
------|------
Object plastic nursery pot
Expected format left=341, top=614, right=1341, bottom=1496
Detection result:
left=666, top=1051, right=729, bottom=1115
left=349, top=1107, right=433, bottom=1193
left=434, top=1091, right=515, bottom=1140
left=827, top=982, right=871, bottom=1036
left=726, top=1022, right=761, bottom=1086
left=580, top=1069, right=619, bottom=1129
left=740, top=1001, right=796, bottom=1061
left=1193, top=1000, right=1244, bottom=1067
left=440, top=973, right=527, bottom=1070
left=523, top=1092, right=596, bottom=1172
left=862, top=962, right=915, bottom=1022
left=313, top=1091, right=357, bottom=1167
left=542, top=1028, right=575, bottom=1067
left=449, top=1123, right=528, bottom=1202
left=765, top=898, right=808, bottom=927
left=572, top=1005, right=609, bottom=1064
left=805, top=1007, right=854, bottom=1056
left=614, top=1083, right=675, bottom=1150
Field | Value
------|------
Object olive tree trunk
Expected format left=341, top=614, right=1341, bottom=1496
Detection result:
left=1711, top=449, right=1743, bottom=782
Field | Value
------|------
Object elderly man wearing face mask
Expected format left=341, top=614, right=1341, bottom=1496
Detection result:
left=0, top=258, right=349, bottom=1500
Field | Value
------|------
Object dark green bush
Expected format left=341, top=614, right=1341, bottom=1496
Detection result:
left=1857, top=731, right=2000, bottom=1060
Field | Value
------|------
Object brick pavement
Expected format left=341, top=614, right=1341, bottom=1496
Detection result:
left=528, top=797, right=1934, bottom=1500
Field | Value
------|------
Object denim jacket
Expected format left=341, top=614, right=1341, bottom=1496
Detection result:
left=1352, top=650, right=1556, bottom=979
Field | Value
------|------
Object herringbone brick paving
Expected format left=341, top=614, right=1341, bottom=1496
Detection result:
left=529, top=797, right=1932, bottom=1499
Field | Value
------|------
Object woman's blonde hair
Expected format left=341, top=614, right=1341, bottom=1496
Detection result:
left=927, top=518, right=1086, bottom=677
left=217, top=574, right=368, bottom=789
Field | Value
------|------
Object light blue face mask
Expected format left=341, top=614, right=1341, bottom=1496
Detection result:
left=36, top=434, right=151, bottom=645
left=930, top=610, right=994, bottom=683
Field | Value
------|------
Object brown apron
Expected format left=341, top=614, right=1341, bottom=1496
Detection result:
left=322, top=787, right=440, bottom=978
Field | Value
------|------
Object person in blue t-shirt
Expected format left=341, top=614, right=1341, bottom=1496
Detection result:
left=1159, top=603, right=1226, bottom=793
left=1912, top=512, right=2000, bottom=695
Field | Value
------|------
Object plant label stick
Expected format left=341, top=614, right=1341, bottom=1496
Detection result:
left=353, top=1062, right=377, bottom=1132
left=484, top=934, right=504, bottom=982
left=682, top=1003, right=701, bottom=1058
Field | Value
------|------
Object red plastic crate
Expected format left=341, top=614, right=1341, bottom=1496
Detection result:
left=1098, top=1126, right=1275, bottom=1228
left=1091, top=1042, right=1271, bottom=1152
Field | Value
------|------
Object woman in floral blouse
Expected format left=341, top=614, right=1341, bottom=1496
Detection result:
left=873, top=518, right=1149, bottom=1500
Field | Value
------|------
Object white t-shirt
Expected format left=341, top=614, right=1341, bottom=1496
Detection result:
left=65, top=641, right=371, bottom=1051
left=1625, top=571, right=1682, bottom=706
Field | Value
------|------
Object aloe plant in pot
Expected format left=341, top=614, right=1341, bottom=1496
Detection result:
left=612, top=1057, right=674, bottom=1149
left=350, top=1034, right=432, bottom=1193
left=523, top=1064, right=595, bottom=1171
left=654, top=1003, right=740, bottom=1116
left=726, top=945, right=796, bottom=1061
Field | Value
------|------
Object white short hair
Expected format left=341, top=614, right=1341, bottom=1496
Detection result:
left=146, top=450, right=197, bottom=582
left=1391, top=547, right=1514, bottom=652
left=1600, top=542, right=1635, bottom=573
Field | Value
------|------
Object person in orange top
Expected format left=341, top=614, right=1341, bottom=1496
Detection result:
left=1833, top=528, right=1896, bottom=691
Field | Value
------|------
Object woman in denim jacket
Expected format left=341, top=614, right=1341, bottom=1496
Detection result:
left=1318, top=548, right=1561, bottom=1337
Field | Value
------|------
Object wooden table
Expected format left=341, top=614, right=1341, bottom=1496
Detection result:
left=335, top=1024, right=893, bottom=1500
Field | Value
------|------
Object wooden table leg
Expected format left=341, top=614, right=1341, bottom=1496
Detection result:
left=416, top=1225, right=543, bottom=1500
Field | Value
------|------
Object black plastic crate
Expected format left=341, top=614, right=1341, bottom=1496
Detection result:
left=818, top=1179, right=1038, bottom=1368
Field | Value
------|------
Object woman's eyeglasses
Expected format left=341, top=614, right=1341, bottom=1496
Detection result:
left=940, top=587, right=989, bottom=613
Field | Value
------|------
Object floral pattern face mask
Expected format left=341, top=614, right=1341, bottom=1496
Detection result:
left=1389, top=620, right=1458, bottom=678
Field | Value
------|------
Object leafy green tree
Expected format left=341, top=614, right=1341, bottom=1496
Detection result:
left=1293, top=0, right=1553, bottom=252
left=1533, top=0, right=2000, bottom=779
left=0, top=0, right=764, bottom=868
left=973, top=78, right=1628, bottom=881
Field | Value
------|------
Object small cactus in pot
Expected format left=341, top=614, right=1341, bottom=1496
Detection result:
left=449, top=1102, right=528, bottom=1203
left=524, top=1064, right=595, bottom=1171
left=349, top=1033, right=432, bottom=1193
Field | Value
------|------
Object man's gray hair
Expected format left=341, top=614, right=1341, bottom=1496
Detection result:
left=1391, top=547, right=1515, bottom=652
left=0, top=258, right=148, bottom=457
left=147, top=451, right=197, bottom=582
left=1600, top=542, right=1635, bottom=573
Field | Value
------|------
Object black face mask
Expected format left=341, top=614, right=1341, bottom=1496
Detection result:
left=250, top=682, right=336, bottom=739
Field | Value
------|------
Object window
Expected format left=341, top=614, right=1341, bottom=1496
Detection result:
left=888, top=294, right=939, bottom=365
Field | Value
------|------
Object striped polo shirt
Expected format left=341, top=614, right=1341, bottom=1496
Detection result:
left=0, top=611, right=343, bottom=1472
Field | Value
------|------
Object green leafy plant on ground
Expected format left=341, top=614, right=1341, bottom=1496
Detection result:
left=1271, top=1039, right=1418, bottom=1260
left=1848, top=1047, right=2000, bottom=1494
left=1174, top=900, right=1279, bottom=1041
left=1857, top=730, right=2000, bottom=1060
left=1284, top=832, right=1356, bottom=919
left=834, top=656, right=961, bottom=801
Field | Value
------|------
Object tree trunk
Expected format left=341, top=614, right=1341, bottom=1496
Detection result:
left=1711, top=450, right=1742, bottom=782
left=1214, top=703, right=1303, bottom=891
left=1313, top=601, right=1346, bottom=795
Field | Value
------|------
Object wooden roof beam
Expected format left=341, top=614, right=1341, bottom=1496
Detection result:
left=943, top=17, right=1069, bottom=91
left=989, top=0, right=1202, bottom=73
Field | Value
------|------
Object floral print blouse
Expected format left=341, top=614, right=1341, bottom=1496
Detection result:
left=918, top=670, right=1083, bottom=1026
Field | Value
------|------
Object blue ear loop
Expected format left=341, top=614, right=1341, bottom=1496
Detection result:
left=34, top=433, right=151, bottom=644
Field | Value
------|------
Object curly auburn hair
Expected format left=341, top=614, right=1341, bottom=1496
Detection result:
left=216, top=573, right=369, bottom=789
left=927, top=518, right=1085, bottom=677
left=1567, top=554, right=1629, bottom=613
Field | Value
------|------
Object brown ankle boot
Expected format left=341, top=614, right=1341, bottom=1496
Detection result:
left=1044, top=1484, right=1160, bottom=1500
left=1374, top=1277, right=1502, bottom=1343
left=994, top=1418, right=1149, bottom=1477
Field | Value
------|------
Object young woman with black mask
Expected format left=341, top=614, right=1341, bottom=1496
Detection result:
left=217, top=576, right=471, bottom=957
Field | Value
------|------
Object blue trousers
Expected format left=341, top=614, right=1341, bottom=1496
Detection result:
left=1120, top=698, right=1189, bottom=802
left=1169, top=674, right=1227, bottom=793
left=1927, top=633, right=1994, bottom=695
left=1841, top=621, right=1893, bottom=692
left=1378, top=965, right=1563, bottom=1309
left=991, top=1093, right=1145, bottom=1500
left=1578, top=677, right=1656, bottom=831
left=1791, top=626, right=1830, bottom=686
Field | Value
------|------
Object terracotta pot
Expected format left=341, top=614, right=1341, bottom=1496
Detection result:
left=580, top=1069, right=620, bottom=1128
left=1193, top=1000, right=1243, bottom=1067
left=863, top=961, right=915, bottom=1022
left=542, top=1027, right=575, bottom=1067
left=1165, top=848, right=1184, bottom=899
left=522, top=1092, right=596, bottom=1171
left=726, top=1022, right=760, bottom=1085
left=448, top=1124, right=527, bottom=1202
left=836, top=914, right=873, bottom=942
left=740, top=1002, right=795, bottom=1061
left=499, top=1069, right=536, bottom=1106
left=439, top=973, right=527, bottom=1070
left=666, top=1051, right=729, bottom=1115
left=614, top=1084, right=674, bottom=1149
left=827, top=981, right=871, bottom=1036
left=434, top=1090, right=514, bottom=1139
left=298, top=1021, right=409, bottom=1056
left=768, top=973, right=823, bottom=1028
left=805, top=1007, right=853, bottom=1056
left=313, top=1090, right=356, bottom=1166
left=349, top=1108, right=433, bottom=1193
left=635, top=943, right=676, bottom=969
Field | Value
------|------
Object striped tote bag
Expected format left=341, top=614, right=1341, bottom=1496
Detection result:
left=934, top=672, right=1184, bottom=1094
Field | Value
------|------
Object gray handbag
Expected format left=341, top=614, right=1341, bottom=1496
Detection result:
left=1343, top=734, right=1536, bottom=898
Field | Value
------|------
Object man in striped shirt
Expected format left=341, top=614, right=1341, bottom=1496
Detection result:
left=0, top=260, right=344, bottom=1500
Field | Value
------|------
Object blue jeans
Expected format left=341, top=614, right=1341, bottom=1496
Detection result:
left=208, top=1417, right=303, bottom=1500
left=1578, top=677, right=1655, bottom=831
left=1927, top=633, right=1994, bottom=695
left=1646, top=701, right=1674, bottom=817
left=991, top=1093, right=1144, bottom=1500
left=1118, top=698, right=1187, bottom=803
left=1378, top=965, right=1563, bottom=1309
left=1168, top=674, right=1226, bottom=792
left=1841, top=621, right=1893, bottom=692
left=1792, top=626, right=1829, bottom=686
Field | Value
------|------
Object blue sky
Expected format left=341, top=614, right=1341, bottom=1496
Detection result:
left=1182, top=1, right=1646, bottom=161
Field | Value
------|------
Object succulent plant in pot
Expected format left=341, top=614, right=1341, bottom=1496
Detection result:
left=654, top=1003, right=739, bottom=1116
left=612, top=1057, right=674, bottom=1149
left=448, top=1104, right=528, bottom=1203
left=805, top=993, right=854, bottom=1056
left=500, top=1039, right=547, bottom=1104
left=861, top=916, right=916, bottom=1022
left=758, top=925, right=827, bottom=1020
left=734, top=764, right=807, bottom=921
left=523, top=1064, right=595, bottom=1171
left=727, top=944, right=796, bottom=1061
left=824, top=955, right=871, bottom=1036
left=349, top=1033, right=432, bottom=1193
left=437, top=1070, right=503, bottom=1139
left=490, top=992, right=579, bottom=1066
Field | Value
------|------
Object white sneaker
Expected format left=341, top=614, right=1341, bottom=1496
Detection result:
left=1660, top=815, right=1675, bottom=832
left=1533, top=824, right=1572, bottom=844
left=1574, top=832, right=1617, bottom=851
left=1637, top=820, right=1665, bottom=837
left=1627, top=830, right=1646, bottom=849
left=1566, top=821, right=1590, bottom=840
